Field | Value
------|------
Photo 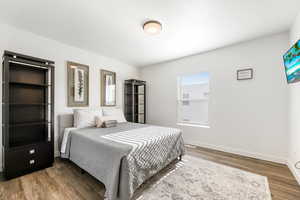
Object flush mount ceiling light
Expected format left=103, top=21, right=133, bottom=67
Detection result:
left=143, top=20, right=162, bottom=35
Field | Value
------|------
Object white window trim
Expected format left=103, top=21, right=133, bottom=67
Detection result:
left=177, top=122, right=210, bottom=128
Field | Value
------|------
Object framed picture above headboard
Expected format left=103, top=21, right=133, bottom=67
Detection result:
left=101, top=69, right=116, bottom=106
left=67, top=61, right=89, bottom=107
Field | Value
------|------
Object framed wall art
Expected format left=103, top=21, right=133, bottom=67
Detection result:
left=67, top=61, right=89, bottom=107
left=237, top=68, right=253, bottom=80
left=100, top=69, right=116, bottom=106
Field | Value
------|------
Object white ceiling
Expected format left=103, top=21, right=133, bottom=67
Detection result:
left=0, top=0, right=299, bottom=67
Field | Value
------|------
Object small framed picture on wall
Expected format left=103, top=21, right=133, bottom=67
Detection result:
left=237, top=68, right=253, bottom=80
left=100, top=69, right=116, bottom=106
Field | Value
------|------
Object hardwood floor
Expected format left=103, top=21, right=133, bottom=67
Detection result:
left=0, top=146, right=299, bottom=200
left=187, top=145, right=300, bottom=200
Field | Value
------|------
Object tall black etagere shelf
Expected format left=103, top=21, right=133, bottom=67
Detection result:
left=2, top=51, right=54, bottom=179
left=124, top=79, right=146, bottom=124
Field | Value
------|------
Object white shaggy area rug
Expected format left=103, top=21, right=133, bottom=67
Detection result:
left=135, top=155, right=272, bottom=200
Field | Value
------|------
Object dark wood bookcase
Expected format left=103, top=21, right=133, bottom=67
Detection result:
left=124, top=79, right=146, bottom=124
left=2, top=51, right=54, bottom=179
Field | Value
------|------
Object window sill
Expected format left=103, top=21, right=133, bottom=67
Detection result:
left=177, top=123, right=210, bottom=128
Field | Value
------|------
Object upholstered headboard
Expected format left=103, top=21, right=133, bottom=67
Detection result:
left=58, top=114, right=74, bottom=149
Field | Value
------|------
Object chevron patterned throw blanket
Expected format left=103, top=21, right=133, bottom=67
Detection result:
left=102, top=126, right=185, bottom=198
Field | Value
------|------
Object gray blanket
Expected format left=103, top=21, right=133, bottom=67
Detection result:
left=61, top=122, right=185, bottom=200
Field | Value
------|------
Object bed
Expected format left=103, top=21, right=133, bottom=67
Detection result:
left=58, top=114, right=185, bottom=200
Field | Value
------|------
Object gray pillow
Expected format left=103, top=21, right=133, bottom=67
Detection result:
left=102, top=120, right=118, bottom=128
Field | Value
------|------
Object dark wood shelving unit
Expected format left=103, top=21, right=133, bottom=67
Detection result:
left=9, top=103, right=51, bottom=106
left=9, top=81, right=51, bottom=87
left=9, top=121, right=49, bottom=126
left=2, top=51, right=55, bottom=179
left=124, top=79, right=146, bottom=124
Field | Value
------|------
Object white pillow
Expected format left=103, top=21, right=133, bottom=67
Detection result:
left=74, top=109, right=103, bottom=128
left=102, top=107, right=127, bottom=123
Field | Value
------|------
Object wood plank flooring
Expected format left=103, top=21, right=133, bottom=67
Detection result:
left=0, top=145, right=299, bottom=200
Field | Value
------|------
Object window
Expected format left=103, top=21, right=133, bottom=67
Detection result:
left=177, top=72, right=210, bottom=127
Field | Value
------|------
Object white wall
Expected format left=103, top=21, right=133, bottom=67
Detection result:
left=0, top=23, right=139, bottom=171
left=288, top=12, right=300, bottom=184
left=141, top=32, right=289, bottom=163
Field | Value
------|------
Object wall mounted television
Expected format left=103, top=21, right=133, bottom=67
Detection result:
left=283, top=39, right=300, bottom=84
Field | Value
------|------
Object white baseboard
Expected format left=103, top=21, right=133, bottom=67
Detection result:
left=187, top=142, right=287, bottom=164
left=287, top=160, right=300, bottom=185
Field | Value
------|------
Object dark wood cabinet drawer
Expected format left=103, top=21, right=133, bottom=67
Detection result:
left=4, top=143, right=53, bottom=179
